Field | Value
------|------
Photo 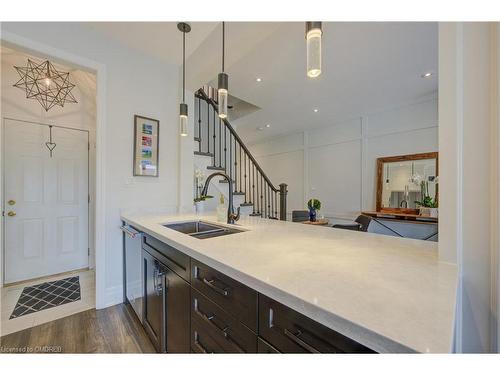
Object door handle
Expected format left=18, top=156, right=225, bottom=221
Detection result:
left=7, top=211, right=16, bottom=217
left=7, top=200, right=16, bottom=205
left=202, top=278, right=230, bottom=297
left=193, top=331, right=212, bottom=353
left=193, top=298, right=245, bottom=353
left=284, top=328, right=321, bottom=353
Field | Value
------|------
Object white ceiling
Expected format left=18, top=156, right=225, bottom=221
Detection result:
left=85, top=22, right=219, bottom=65
left=83, top=22, right=438, bottom=144
left=221, top=22, right=438, bottom=143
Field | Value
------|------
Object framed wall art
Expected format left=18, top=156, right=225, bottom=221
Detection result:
left=133, top=115, right=159, bottom=177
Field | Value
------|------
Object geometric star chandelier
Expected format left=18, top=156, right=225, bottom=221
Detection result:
left=13, top=59, right=78, bottom=112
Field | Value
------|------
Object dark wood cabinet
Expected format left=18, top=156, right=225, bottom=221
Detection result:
left=258, top=295, right=375, bottom=353
left=191, top=259, right=258, bottom=332
left=142, top=249, right=165, bottom=352
left=191, top=289, right=257, bottom=353
left=142, top=245, right=190, bottom=353
left=129, top=232, right=376, bottom=354
left=191, top=316, right=227, bottom=353
left=257, top=338, right=280, bottom=353
left=143, top=234, right=190, bottom=281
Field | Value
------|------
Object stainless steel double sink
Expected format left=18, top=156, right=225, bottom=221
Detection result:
left=163, top=221, right=244, bottom=239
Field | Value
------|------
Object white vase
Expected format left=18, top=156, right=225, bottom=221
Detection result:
left=419, top=207, right=430, bottom=217
left=429, top=207, right=438, bottom=218
left=195, top=201, right=204, bottom=215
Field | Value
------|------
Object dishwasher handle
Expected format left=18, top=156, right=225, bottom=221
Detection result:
left=121, top=225, right=142, bottom=239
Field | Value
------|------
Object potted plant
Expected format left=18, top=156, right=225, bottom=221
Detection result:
left=194, top=195, right=213, bottom=214
left=307, top=198, right=321, bottom=222
left=194, top=169, right=213, bottom=214
left=415, top=180, right=438, bottom=218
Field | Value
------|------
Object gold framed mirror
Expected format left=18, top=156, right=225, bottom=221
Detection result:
left=376, top=152, right=438, bottom=213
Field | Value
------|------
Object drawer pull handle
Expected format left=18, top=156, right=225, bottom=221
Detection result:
left=284, top=328, right=321, bottom=354
left=194, top=331, right=212, bottom=354
left=194, top=298, right=245, bottom=353
left=202, top=277, right=230, bottom=297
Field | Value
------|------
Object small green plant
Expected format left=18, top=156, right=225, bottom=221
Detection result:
left=307, top=198, right=321, bottom=211
left=415, top=181, right=438, bottom=208
left=194, top=195, right=213, bottom=203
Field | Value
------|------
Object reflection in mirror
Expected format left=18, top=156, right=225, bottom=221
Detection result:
left=376, top=152, right=438, bottom=212
left=381, top=159, right=437, bottom=209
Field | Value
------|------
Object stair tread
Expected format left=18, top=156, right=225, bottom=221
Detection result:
left=233, top=192, right=245, bottom=196
left=194, top=151, right=213, bottom=157
left=207, top=166, right=225, bottom=171
left=194, top=137, right=201, bottom=142
left=240, top=203, right=254, bottom=207
left=249, top=213, right=262, bottom=217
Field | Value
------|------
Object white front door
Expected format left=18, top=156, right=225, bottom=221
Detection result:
left=3, top=119, right=89, bottom=283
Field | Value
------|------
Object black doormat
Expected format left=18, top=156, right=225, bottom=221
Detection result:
left=10, top=276, right=81, bottom=319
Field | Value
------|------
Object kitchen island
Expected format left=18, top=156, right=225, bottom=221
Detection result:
left=121, top=212, right=457, bottom=354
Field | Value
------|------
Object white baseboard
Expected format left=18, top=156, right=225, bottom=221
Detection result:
left=100, top=285, right=123, bottom=309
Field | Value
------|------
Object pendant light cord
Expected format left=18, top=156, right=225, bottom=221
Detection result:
left=182, top=29, right=186, bottom=103
left=222, top=21, right=225, bottom=72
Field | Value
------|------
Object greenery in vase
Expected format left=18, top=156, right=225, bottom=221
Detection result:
left=415, top=180, right=438, bottom=208
left=307, top=198, right=321, bottom=211
left=194, top=195, right=213, bottom=203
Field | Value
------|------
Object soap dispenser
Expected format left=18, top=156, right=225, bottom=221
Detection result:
left=217, top=193, right=226, bottom=222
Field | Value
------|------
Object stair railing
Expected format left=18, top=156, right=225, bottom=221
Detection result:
left=194, top=88, right=288, bottom=220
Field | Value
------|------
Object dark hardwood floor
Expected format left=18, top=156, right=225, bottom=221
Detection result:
left=0, top=303, right=156, bottom=353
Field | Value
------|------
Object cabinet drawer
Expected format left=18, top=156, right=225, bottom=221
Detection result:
left=191, top=289, right=257, bottom=353
left=191, top=315, right=226, bottom=353
left=142, top=234, right=190, bottom=281
left=259, top=295, right=375, bottom=353
left=257, top=338, right=280, bottom=353
left=191, top=259, right=258, bottom=331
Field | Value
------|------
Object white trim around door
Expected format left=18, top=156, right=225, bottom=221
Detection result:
left=0, top=31, right=108, bottom=309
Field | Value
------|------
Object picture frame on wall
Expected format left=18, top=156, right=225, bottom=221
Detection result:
left=133, top=115, right=159, bottom=177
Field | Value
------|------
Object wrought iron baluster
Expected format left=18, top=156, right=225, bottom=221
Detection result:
left=238, top=142, right=247, bottom=195
left=224, top=123, right=227, bottom=171
left=234, top=137, right=238, bottom=193
left=213, top=108, right=216, bottom=166
left=197, top=96, right=201, bottom=153
left=219, top=118, right=222, bottom=168
left=206, top=100, right=210, bottom=153
left=243, top=149, right=247, bottom=201
left=252, top=163, right=256, bottom=214
left=260, top=176, right=266, bottom=217
left=275, top=191, right=278, bottom=218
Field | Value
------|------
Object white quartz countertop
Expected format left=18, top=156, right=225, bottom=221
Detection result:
left=121, top=212, right=457, bottom=353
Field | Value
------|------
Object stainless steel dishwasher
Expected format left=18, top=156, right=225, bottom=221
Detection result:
left=121, top=224, right=143, bottom=323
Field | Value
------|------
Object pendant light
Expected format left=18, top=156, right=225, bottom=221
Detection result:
left=178, top=22, right=191, bottom=137
left=305, top=22, right=322, bottom=78
left=218, top=22, right=228, bottom=119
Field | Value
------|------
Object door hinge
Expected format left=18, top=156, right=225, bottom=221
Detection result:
left=88, top=142, right=90, bottom=150
left=88, top=248, right=90, bottom=256
left=88, top=194, right=90, bottom=203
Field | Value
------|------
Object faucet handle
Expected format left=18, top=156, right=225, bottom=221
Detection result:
left=231, top=206, right=241, bottom=222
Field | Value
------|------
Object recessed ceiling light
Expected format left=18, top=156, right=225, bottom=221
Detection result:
left=421, top=72, right=433, bottom=78
left=265, top=124, right=271, bottom=128
left=313, top=108, right=319, bottom=113
left=257, top=126, right=264, bottom=131
left=256, top=78, right=262, bottom=82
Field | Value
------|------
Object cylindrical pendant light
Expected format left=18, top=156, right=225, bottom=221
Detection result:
left=178, top=22, right=191, bottom=137
left=218, top=22, right=228, bottom=119
left=305, top=22, right=322, bottom=78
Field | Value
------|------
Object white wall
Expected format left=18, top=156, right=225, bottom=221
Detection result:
left=249, top=96, right=438, bottom=222
left=0, top=22, right=182, bottom=307
left=439, top=22, right=499, bottom=353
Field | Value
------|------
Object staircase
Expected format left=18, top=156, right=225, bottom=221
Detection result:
left=193, top=87, right=287, bottom=220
